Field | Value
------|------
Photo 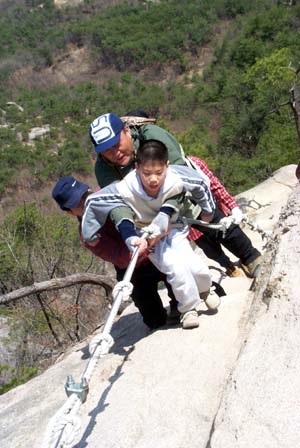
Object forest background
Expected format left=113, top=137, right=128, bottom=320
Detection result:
left=0, top=0, right=300, bottom=393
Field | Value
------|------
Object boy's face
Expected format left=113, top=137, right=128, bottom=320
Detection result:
left=136, top=160, right=169, bottom=197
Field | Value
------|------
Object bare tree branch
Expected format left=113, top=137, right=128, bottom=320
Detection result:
left=0, top=273, right=115, bottom=305
left=272, top=62, right=300, bottom=179
left=36, top=293, right=63, bottom=346
left=269, top=100, right=291, bottom=115
left=6, top=101, right=24, bottom=112
left=290, top=84, right=300, bottom=145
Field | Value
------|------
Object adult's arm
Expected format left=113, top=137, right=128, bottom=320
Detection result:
left=81, top=184, right=128, bottom=243
left=81, top=218, right=132, bottom=269
left=171, top=165, right=216, bottom=219
left=187, top=156, right=238, bottom=215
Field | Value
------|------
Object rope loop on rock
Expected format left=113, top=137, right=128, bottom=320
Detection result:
left=112, top=280, right=133, bottom=301
left=88, top=332, right=114, bottom=358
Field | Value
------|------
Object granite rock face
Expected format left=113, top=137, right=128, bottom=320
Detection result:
left=211, top=183, right=300, bottom=448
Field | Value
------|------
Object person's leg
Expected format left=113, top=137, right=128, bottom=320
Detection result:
left=149, top=231, right=210, bottom=314
left=184, top=243, right=212, bottom=295
left=176, top=237, right=216, bottom=311
left=194, top=234, right=231, bottom=268
left=220, top=225, right=262, bottom=277
left=194, top=206, right=260, bottom=276
left=194, top=206, right=233, bottom=268
left=157, top=234, right=203, bottom=329
left=221, top=225, right=261, bottom=266
left=195, top=235, right=243, bottom=277
left=115, top=262, right=167, bottom=329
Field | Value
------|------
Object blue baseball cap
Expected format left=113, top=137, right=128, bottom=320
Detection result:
left=89, top=113, right=125, bottom=154
left=52, top=176, right=89, bottom=210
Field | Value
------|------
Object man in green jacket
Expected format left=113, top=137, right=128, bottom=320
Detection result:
left=91, top=112, right=186, bottom=189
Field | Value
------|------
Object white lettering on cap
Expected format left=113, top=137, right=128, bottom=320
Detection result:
left=91, top=114, right=114, bottom=144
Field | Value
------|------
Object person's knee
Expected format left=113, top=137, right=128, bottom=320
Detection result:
left=143, top=311, right=167, bottom=329
left=138, top=297, right=167, bottom=329
left=131, top=288, right=167, bottom=328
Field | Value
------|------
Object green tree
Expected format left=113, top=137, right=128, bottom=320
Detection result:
left=0, top=203, right=110, bottom=392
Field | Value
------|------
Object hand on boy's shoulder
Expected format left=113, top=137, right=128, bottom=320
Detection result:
left=83, top=239, right=100, bottom=248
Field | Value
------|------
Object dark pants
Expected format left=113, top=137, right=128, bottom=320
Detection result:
left=115, top=261, right=175, bottom=329
left=194, top=206, right=261, bottom=267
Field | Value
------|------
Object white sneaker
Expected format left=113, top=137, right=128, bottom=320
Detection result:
left=180, top=310, right=199, bottom=329
left=200, top=287, right=221, bottom=310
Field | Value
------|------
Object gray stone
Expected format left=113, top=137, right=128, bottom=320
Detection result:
left=210, top=185, right=300, bottom=448
left=28, top=125, right=50, bottom=142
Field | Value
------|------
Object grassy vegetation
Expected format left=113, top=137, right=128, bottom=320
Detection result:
left=0, top=364, right=38, bottom=395
left=1, top=0, right=299, bottom=196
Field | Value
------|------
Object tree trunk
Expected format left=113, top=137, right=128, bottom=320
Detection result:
left=290, top=84, right=300, bottom=179
left=0, top=273, right=115, bottom=305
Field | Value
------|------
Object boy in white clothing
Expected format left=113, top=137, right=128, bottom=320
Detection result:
left=82, top=139, right=220, bottom=329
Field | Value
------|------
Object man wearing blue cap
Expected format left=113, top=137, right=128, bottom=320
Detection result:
left=90, top=112, right=186, bottom=189
left=89, top=112, right=199, bottom=322
left=52, top=176, right=90, bottom=212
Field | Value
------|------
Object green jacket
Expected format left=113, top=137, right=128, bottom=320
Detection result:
left=94, top=124, right=186, bottom=188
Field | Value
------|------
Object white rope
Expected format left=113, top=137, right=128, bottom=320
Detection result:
left=43, top=332, right=117, bottom=447
left=42, top=331, right=117, bottom=447
left=60, top=413, right=82, bottom=448
left=41, top=394, right=81, bottom=448
left=88, top=333, right=114, bottom=360
left=42, top=329, right=118, bottom=447
left=174, top=217, right=228, bottom=236
left=41, top=239, right=146, bottom=448
left=111, top=280, right=133, bottom=301
left=181, top=215, right=272, bottom=241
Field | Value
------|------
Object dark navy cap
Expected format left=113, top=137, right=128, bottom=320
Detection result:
left=52, top=176, right=89, bottom=209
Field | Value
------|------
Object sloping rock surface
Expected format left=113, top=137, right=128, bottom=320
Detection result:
left=0, top=165, right=298, bottom=448
left=211, top=178, right=300, bottom=448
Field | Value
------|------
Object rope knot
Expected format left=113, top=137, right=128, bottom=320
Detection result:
left=89, top=332, right=114, bottom=357
left=112, top=280, right=133, bottom=301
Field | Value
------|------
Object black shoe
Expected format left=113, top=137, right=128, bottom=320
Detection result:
left=167, top=302, right=180, bottom=324
left=242, top=256, right=262, bottom=278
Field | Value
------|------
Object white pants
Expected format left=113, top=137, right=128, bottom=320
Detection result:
left=148, top=228, right=212, bottom=314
